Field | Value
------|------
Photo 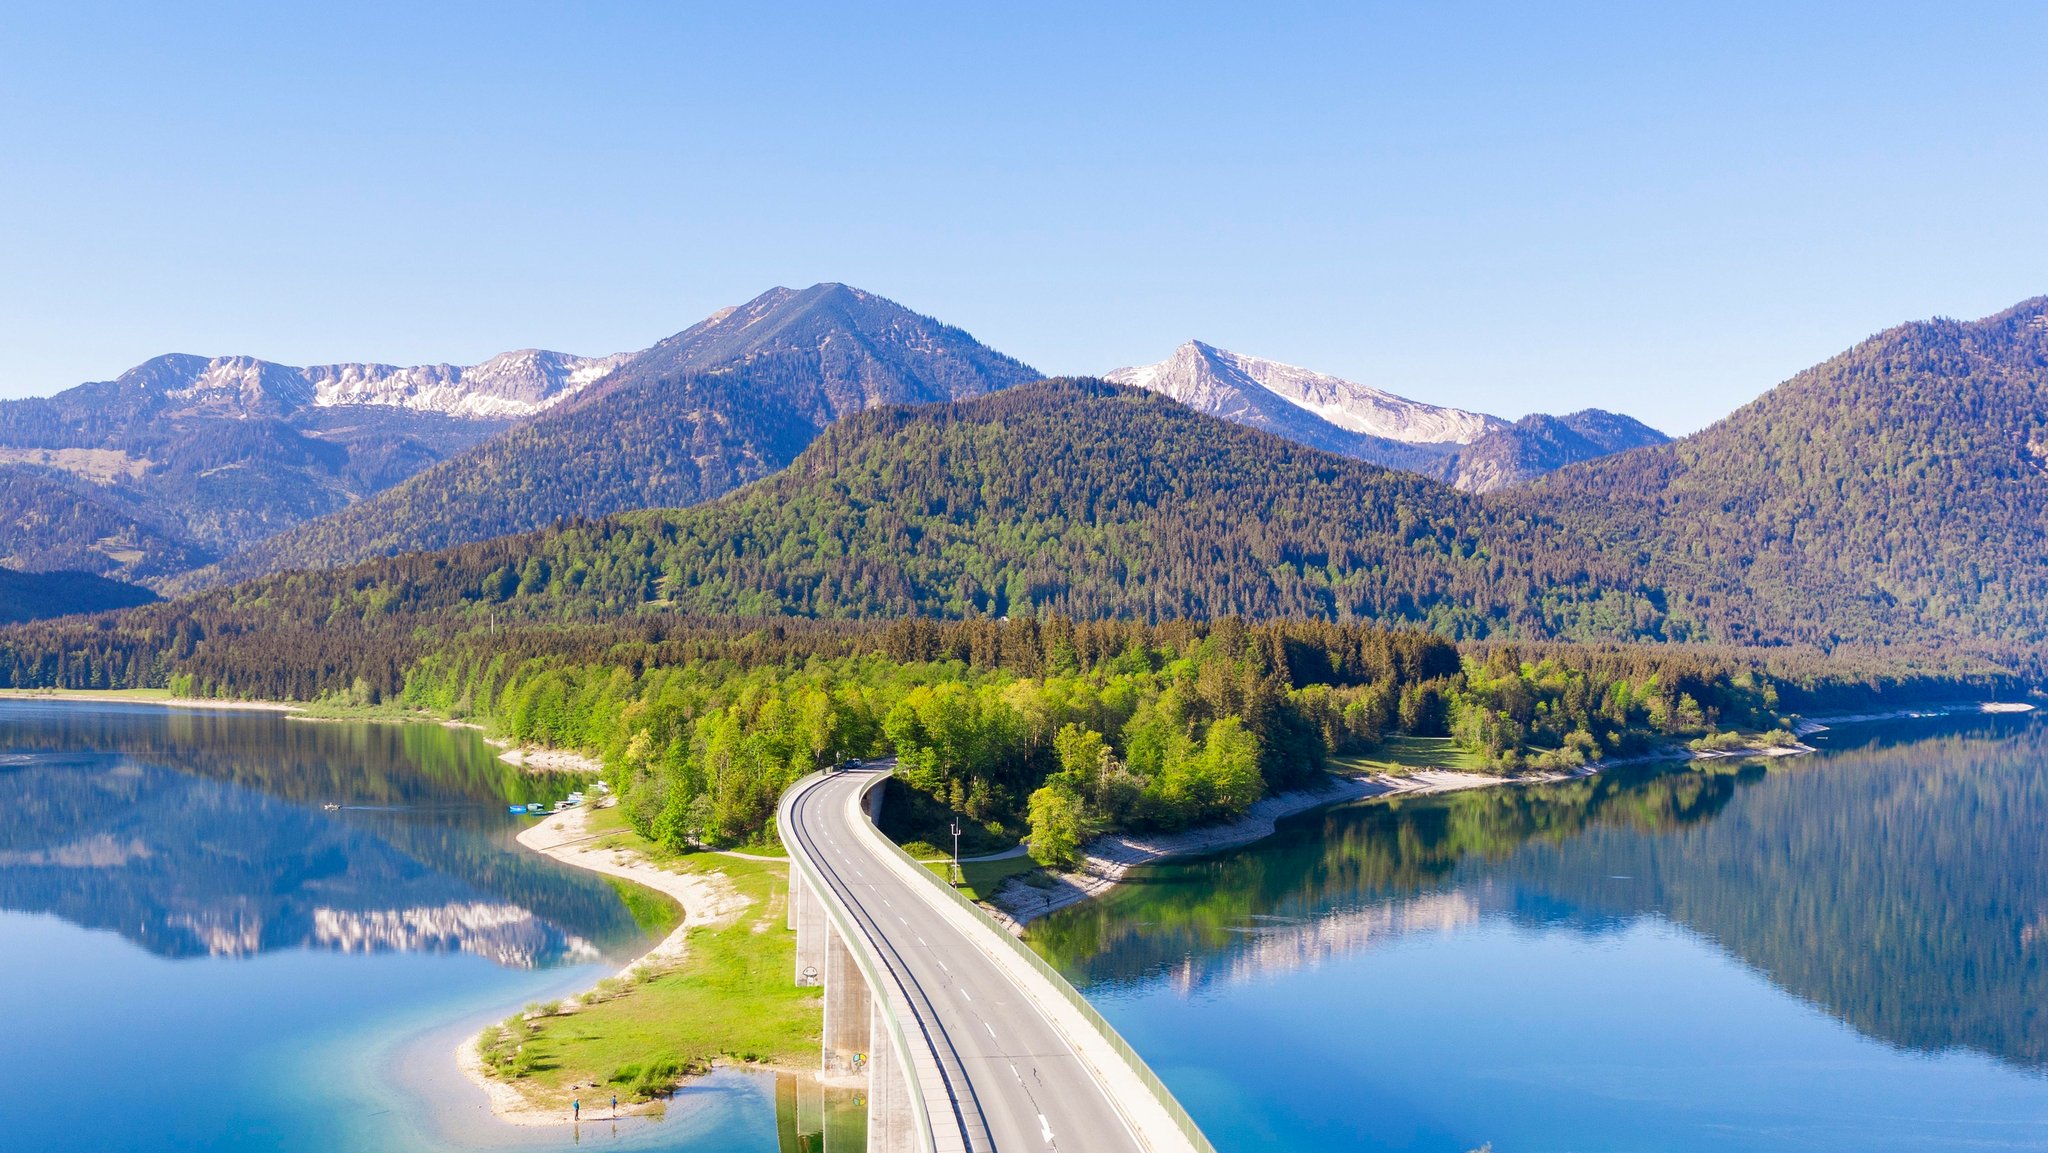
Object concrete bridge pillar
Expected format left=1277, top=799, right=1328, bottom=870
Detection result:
left=822, top=923, right=871, bottom=1074
left=866, top=994, right=916, bottom=1153
left=792, top=867, right=826, bottom=986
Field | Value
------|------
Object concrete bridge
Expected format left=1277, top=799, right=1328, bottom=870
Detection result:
left=778, top=766, right=1215, bottom=1153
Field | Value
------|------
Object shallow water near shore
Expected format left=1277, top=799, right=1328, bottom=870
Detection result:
left=0, top=700, right=807, bottom=1153
left=1028, top=714, right=2048, bottom=1152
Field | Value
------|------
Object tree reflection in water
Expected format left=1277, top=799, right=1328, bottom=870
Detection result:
left=1031, top=715, right=2048, bottom=1071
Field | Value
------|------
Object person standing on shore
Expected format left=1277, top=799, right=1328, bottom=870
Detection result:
left=572, top=1098, right=580, bottom=1122
left=611, top=1094, right=618, bottom=1117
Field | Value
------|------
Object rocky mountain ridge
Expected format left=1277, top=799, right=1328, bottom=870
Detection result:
left=1108, top=340, right=1503, bottom=445
left=1106, top=339, right=1666, bottom=490
left=101, top=347, right=633, bottom=421
left=177, top=283, right=1044, bottom=589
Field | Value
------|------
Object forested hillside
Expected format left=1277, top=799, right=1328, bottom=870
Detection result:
left=1523, top=297, right=2048, bottom=649
left=189, top=284, right=1041, bottom=589
left=0, top=566, right=156, bottom=623
left=65, top=380, right=1677, bottom=653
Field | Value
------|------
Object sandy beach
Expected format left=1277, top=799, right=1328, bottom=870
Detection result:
left=454, top=804, right=747, bottom=1126
left=492, top=744, right=607, bottom=773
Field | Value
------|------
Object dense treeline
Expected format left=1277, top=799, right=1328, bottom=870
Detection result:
left=392, top=619, right=1469, bottom=857
left=0, top=582, right=2022, bottom=859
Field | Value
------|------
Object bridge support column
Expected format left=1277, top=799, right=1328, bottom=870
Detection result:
left=822, top=923, right=871, bottom=1073
left=792, top=867, right=826, bottom=985
left=866, top=995, right=916, bottom=1153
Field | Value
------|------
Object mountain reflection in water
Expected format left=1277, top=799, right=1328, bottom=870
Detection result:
left=1031, top=715, right=2048, bottom=1072
left=0, top=701, right=655, bottom=966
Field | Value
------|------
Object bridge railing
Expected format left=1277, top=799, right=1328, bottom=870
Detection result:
left=777, top=776, right=937, bottom=1153
left=855, top=774, right=1221, bottom=1153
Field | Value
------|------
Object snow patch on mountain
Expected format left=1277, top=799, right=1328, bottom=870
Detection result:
left=1105, top=341, right=1503, bottom=446
left=142, top=349, right=632, bottom=420
left=308, top=349, right=632, bottom=419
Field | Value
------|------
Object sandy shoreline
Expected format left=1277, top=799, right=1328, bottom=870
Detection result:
left=1794, top=700, right=2035, bottom=735
left=454, top=804, right=748, bottom=1127
left=491, top=742, right=607, bottom=774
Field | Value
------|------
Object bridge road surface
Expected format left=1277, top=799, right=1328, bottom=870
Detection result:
left=784, top=767, right=1152, bottom=1153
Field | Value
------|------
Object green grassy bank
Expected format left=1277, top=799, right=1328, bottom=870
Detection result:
left=475, top=808, right=820, bottom=1107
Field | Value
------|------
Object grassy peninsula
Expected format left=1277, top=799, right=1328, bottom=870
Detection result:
left=470, top=806, right=818, bottom=1113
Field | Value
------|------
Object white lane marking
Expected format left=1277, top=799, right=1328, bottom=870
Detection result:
left=916, top=936, right=927, bottom=946
left=1039, top=1113, right=1055, bottom=1143
left=897, top=915, right=908, bottom=925
left=983, top=1021, right=998, bottom=1040
left=958, top=986, right=971, bottom=1001
left=935, top=960, right=948, bottom=973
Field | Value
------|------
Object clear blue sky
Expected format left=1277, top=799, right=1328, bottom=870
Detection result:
left=3, top=2, right=2045, bottom=432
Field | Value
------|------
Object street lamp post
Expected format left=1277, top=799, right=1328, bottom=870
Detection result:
left=949, top=817, right=963, bottom=886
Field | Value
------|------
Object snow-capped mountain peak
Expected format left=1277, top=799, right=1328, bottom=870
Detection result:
left=120, top=349, right=632, bottom=421
left=1105, top=340, right=1504, bottom=446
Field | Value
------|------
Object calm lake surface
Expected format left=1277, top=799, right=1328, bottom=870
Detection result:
left=0, top=700, right=807, bottom=1153
left=14, top=701, right=2048, bottom=1152
left=1030, top=715, right=2048, bottom=1152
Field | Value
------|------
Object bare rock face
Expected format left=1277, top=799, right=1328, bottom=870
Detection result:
left=1106, top=340, right=1503, bottom=447
left=1105, top=340, right=1666, bottom=491
left=304, top=349, right=634, bottom=420
left=127, top=347, right=634, bottom=422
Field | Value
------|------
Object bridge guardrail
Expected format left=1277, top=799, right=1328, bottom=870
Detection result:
left=854, top=773, right=1221, bottom=1153
left=777, top=775, right=938, bottom=1153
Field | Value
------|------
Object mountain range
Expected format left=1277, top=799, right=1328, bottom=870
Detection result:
left=1104, top=340, right=1668, bottom=490
left=10, top=287, right=2047, bottom=668
left=175, top=283, right=1042, bottom=591
left=0, top=345, right=625, bottom=581
left=14, top=293, right=2047, bottom=677
left=0, top=285, right=1660, bottom=605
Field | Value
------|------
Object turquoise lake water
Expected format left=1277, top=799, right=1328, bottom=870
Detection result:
left=1028, top=715, right=2048, bottom=1152
left=11, top=700, right=2048, bottom=1151
left=0, top=701, right=792, bottom=1153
